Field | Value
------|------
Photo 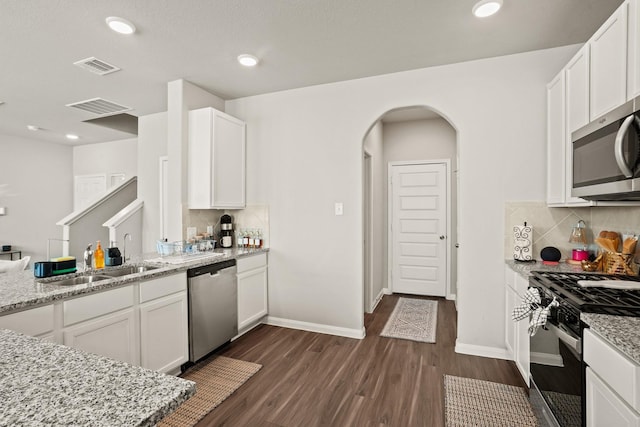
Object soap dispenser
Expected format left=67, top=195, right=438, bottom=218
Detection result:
left=94, top=241, right=105, bottom=269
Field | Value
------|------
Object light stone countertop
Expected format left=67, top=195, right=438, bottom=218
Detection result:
left=0, top=328, right=195, bottom=426
left=581, top=313, right=640, bottom=365
left=505, top=260, right=640, bottom=367
left=0, top=247, right=268, bottom=314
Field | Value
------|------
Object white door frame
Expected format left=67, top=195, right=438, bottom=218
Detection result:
left=363, top=151, right=373, bottom=313
left=387, top=159, right=452, bottom=298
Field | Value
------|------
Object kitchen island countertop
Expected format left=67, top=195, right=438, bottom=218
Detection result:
left=0, top=328, right=195, bottom=426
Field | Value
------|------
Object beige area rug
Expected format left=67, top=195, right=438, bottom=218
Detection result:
left=158, top=356, right=262, bottom=427
left=380, top=298, right=438, bottom=343
left=444, top=375, right=538, bottom=427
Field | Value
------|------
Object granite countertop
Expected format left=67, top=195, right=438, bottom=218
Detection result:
left=0, top=247, right=268, bottom=314
left=581, top=313, right=640, bottom=365
left=505, top=259, right=587, bottom=278
left=505, top=259, right=640, bottom=366
left=0, top=328, right=195, bottom=426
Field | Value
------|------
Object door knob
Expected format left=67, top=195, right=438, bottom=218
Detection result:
left=439, top=235, right=445, bottom=240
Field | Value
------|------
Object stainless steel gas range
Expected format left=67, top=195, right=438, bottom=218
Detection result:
left=527, top=271, right=640, bottom=427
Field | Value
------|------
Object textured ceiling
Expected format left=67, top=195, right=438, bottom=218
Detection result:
left=0, top=0, right=624, bottom=145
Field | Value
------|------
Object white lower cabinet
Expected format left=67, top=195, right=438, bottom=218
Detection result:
left=504, top=267, right=517, bottom=359
left=0, top=304, right=56, bottom=342
left=586, top=367, right=640, bottom=427
left=0, top=269, right=195, bottom=375
left=63, top=309, right=138, bottom=365
left=139, top=273, right=188, bottom=373
left=62, top=284, right=137, bottom=365
left=237, top=253, right=268, bottom=334
left=584, top=328, right=640, bottom=426
left=504, top=265, right=530, bottom=386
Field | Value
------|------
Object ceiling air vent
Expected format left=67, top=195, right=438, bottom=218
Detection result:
left=66, top=98, right=132, bottom=116
left=73, top=57, right=120, bottom=75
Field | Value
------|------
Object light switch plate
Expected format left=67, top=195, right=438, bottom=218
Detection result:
left=334, top=202, right=344, bottom=216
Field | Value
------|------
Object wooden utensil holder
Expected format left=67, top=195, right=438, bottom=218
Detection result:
left=602, top=251, right=637, bottom=275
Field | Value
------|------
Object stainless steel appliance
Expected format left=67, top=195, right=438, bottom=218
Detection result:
left=187, top=259, right=237, bottom=363
left=571, top=97, right=640, bottom=201
left=528, top=271, right=640, bottom=427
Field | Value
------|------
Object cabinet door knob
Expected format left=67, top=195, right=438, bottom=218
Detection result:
left=439, top=235, right=445, bottom=240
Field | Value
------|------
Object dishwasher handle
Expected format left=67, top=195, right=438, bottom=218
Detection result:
left=187, top=259, right=236, bottom=278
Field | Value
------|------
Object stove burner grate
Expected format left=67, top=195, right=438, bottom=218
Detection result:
left=530, top=271, right=640, bottom=316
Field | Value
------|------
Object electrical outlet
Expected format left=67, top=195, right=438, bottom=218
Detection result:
left=335, top=202, right=344, bottom=216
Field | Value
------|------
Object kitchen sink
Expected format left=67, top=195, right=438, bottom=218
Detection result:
left=47, top=275, right=111, bottom=286
left=99, top=265, right=160, bottom=277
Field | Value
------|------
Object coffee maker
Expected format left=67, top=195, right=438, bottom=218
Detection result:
left=220, top=214, right=234, bottom=248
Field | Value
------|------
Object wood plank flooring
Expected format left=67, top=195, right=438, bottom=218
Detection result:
left=195, top=294, right=525, bottom=426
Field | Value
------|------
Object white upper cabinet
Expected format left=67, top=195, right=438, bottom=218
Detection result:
left=589, top=1, right=629, bottom=121
left=628, top=0, right=640, bottom=99
left=188, top=107, right=246, bottom=209
left=546, top=71, right=566, bottom=206
left=566, top=47, right=590, bottom=134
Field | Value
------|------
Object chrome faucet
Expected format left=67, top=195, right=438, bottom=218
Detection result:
left=83, top=244, right=93, bottom=272
left=123, top=233, right=132, bottom=263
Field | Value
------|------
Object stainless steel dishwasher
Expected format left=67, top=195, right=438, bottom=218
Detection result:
left=187, top=259, right=237, bottom=363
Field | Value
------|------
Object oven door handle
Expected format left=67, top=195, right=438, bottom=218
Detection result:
left=546, top=323, right=582, bottom=356
left=614, top=114, right=635, bottom=178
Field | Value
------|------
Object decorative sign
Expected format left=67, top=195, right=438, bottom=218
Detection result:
left=514, top=223, right=533, bottom=261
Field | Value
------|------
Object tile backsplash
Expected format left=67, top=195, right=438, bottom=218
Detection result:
left=182, top=204, right=269, bottom=247
left=505, top=201, right=640, bottom=261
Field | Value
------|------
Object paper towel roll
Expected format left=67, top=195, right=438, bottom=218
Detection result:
left=514, top=223, right=533, bottom=261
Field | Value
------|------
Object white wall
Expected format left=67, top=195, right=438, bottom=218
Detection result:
left=363, top=120, right=385, bottom=311
left=138, top=112, right=168, bottom=253
left=226, top=45, right=579, bottom=351
left=382, top=118, right=458, bottom=297
left=0, top=135, right=73, bottom=265
left=167, top=79, right=225, bottom=242
left=73, top=138, right=137, bottom=179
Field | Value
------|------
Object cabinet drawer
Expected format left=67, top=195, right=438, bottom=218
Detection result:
left=584, top=328, right=640, bottom=411
left=0, top=304, right=54, bottom=337
left=64, top=285, right=134, bottom=326
left=237, top=253, right=267, bottom=274
left=139, top=272, right=187, bottom=303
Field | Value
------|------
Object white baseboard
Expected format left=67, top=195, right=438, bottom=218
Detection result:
left=370, top=289, right=385, bottom=312
left=455, top=340, right=511, bottom=360
left=446, top=293, right=456, bottom=301
left=530, top=351, right=564, bottom=367
left=266, top=316, right=365, bottom=339
left=383, top=287, right=392, bottom=295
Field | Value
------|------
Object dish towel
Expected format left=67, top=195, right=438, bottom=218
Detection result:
left=528, top=298, right=558, bottom=336
left=511, top=287, right=541, bottom=321
left=511, top=288, right=558, bottom=336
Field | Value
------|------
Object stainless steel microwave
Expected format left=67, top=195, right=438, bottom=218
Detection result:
left=571, top=98, right=640, bottom=201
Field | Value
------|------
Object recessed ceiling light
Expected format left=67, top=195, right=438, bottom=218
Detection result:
left=472, top=0, right=503, bottom=18
left=237, top=54, right=259, bottom=67
left=27, top=125, right=40, bottom=131
left=106, top=16, right=136, bottom=35
left=65, top=134, right=79, bottom=140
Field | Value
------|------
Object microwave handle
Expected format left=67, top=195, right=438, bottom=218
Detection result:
left=614, top=114, right=635, bottom=178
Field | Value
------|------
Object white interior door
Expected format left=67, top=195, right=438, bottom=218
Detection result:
left=390, top=162, right=447, bottom=297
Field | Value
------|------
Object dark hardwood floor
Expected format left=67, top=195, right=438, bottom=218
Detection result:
left=195, top=294, right=525, bottom=426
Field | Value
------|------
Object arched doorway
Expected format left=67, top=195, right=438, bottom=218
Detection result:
left=362, top=106, right=459, bottom=315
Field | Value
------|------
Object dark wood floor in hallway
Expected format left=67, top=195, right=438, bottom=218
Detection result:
left=196, top=294, right=524, bottom=426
